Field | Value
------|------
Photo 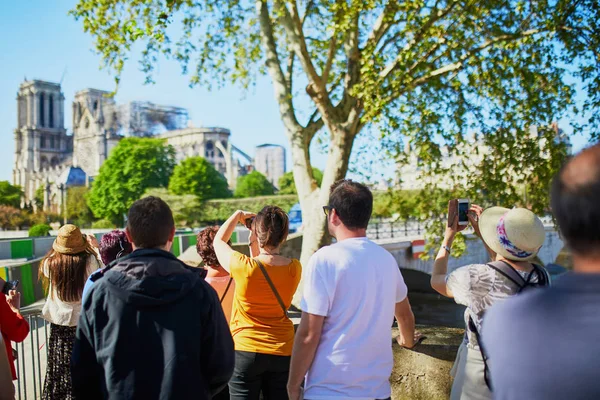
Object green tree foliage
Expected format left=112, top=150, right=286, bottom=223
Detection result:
left=168, top=157, right=231, bottom=200
left=143, top=188, right=203, bottom=227
left=87, top=137, right=176, bottom=224
left=91, top=219, right=115, bottom=229
left=71, top=0, right=600, bottom=270
left=0, top=181, right=24, bottom=208
left=372, top=190, right=419, bottom=220
left=398, top=126, right=569, bottom=258
left=234, top=171, right=275, bottom=198
left=278, top=169, right=323, bottom=195
left=67, top=187, right=94, bottom=227
left=0, top=206, right=28, bottom=230
left=34, top=186, right=45, bottom=209
left=28, top=224, right=52, bottom=237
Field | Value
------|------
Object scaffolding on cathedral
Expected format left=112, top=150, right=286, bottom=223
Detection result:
left=117, top=101, right=189, bottom=136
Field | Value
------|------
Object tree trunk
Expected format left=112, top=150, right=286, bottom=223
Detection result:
left=291, top=124, right=357, bottom=305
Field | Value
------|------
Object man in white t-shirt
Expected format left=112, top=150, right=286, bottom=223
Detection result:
left=288, top=180, right=421, bottom=400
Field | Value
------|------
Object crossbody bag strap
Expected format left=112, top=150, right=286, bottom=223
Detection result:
left=532, top=264, right=551, bottom=286
left=255, top=259, right=288, bottom=318
left=220, top=277, right=233, bottom=304
left=486, top=260, right=528, bottom=288
left=468, top=316, right=493, bottom=391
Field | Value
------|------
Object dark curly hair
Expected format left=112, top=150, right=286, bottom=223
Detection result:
left=196, top=226, right=230, bottom=269
left=99, top=230, right=133, bottom=265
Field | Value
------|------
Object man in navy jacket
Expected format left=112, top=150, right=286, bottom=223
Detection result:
left=72, top=196, right=234, bottom=399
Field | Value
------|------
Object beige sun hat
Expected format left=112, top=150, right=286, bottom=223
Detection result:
left=479, top=207, right=545, bottom=261
left=52, top=224, right=90, bottom=255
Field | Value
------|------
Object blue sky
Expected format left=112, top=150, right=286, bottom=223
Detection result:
left=0, top=1, right=593, bottom=185
left=0, top=1, right=331, bottom=183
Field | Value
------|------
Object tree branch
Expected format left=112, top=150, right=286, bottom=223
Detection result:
left=304, top=110, right=324, bottom=144
left=301, top=0, right=315, bottom=26
left=256, top=0, right=301, bottom=133
left=285, top=51, right=295, bottom=90
left=275, top=0, right=323, bottom=89
left=322, top=35, right=337, bottom=85
left=383, top=28, right=545, bottom=104
left=379, top=0, right=459, bottom=79
left=364, top=0, right=399, bottom=51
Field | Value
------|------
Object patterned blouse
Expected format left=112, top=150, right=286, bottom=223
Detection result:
left=446, top=263, right=544, bottom=350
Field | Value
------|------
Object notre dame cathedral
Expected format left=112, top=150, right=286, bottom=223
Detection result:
left=13, top=79, right=251, bottom=212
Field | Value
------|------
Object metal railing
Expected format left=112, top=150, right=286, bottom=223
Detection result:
left=13, top=311, right=49, bottom=400
left=367, top=219, right=424, bottom=240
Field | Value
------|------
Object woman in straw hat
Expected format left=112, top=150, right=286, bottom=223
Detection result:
left=430, top=200, right=550, bottom=400
left=40, top=224, right=102, bottom=400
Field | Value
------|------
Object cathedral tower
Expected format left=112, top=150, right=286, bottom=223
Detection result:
left=13, top=80, right=70, bottom=203
left=72, top=88, right=120, bottom=178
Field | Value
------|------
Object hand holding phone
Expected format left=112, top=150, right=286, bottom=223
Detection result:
left=457, top=199, right=470, bottom=226
left=447, top=199, right=469, bottom=233
left=2, top=280, right=18, bottom=295
left=6, top=290, right=20, bottom=311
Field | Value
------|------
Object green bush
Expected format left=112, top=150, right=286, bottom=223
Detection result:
left=92, top=219, right=116, bottom=229
left=199, top=195, right=298, bottom=224
left=371, top=190, right=421, bottom=220
left=143, top=188, right=202, bottom=227
left=278, top=168, right=323, bottom=195
left=234, top=171, right=275, bottom=198
left=28, top=224, right=52, bottom=237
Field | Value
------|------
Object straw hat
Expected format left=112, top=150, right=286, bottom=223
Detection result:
left=52, top=224, right=89, bottom=255
left=479, top=207, right=545, bottom=261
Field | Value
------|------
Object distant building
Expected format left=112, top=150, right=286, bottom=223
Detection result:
left=396, top=123, right=572, bottom=191
left=254, top=144, right=286, bottom=188
left=13, top=79, right=249, bottom=211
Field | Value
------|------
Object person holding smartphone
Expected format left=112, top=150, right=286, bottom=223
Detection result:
left=213, top=206, right=302, bottom=400
left=430, top=200, right=549, bottom=399
left=0, top=277, right=29, bottom=384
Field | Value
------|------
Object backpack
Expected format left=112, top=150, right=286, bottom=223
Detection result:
left=469, top=260, right=550, bottom=391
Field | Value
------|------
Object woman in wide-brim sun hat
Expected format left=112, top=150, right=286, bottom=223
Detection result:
left=40, top=224, right=102, bottom=400
left=479, top=206, right=546, bottom=261
left=430, top=200, right=550, bottom=400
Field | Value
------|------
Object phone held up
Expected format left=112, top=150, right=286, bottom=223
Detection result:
left=2, top=280, right=19, bottom=295
left=457, top=199, right=470, bottom=226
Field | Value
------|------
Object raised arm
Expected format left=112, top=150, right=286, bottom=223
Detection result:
left=0, top=290, right=29, bottom=343
left=431, top=200, right=466, bottom=298
left=469, top=204, right=496, bottom=261
left=214, top=210, right=255, bottom=273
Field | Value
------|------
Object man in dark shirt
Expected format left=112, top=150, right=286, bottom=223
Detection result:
left=482, top=143, right=600, bottom=400
left=71, top=196, right=234, bottom=400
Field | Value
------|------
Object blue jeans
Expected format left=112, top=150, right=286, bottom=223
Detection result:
left=229, top=350, right=291, bottom=400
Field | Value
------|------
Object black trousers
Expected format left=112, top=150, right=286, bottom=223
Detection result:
left=229, top=350, right=290, bottom=400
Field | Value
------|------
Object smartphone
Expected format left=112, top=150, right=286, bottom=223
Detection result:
left=458, top=199, right=470, bottom=226
left=2, top=280, right=19, bottom=295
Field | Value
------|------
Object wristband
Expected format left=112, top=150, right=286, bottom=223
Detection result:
left=442, top=245, right=452, bottom=254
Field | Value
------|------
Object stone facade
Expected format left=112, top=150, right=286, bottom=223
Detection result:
left=13, top=80, right=72, bottom=211
left=254, top=144, right=286, bottom=188
left=13, top=79, right=246, bottom=210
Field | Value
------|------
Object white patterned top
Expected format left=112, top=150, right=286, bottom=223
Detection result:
left=446, top=263, right=543, bottom=349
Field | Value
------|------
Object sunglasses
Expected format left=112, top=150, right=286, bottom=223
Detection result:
left=323, top=206, right=333, bottom=217
left=116, top=238, right=126, bottom=259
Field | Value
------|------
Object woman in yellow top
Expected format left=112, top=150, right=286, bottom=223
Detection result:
left=214, top=206, right=302, bottom=400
